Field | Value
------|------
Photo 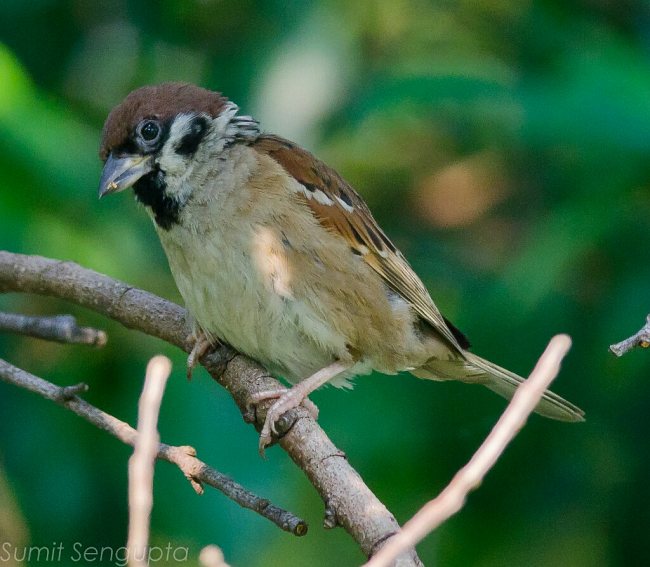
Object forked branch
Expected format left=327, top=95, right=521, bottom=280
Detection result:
left=0, top=357, right=306, bottom=535
left=0, top=251, right=419, bottom=565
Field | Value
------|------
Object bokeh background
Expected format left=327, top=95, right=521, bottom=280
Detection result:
left=1, top=1, right=650, bottom=565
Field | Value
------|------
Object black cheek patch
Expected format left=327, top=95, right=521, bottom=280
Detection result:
left=175, top=117, right=209, bottom=156
left=133, top=169, right=181, bottom=230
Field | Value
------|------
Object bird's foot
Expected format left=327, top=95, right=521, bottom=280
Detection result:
left=247, top=361, right=351, bottom=455
left=248, top=388, right=319, bottom=455
left=186, top=331, right=218, bottom=380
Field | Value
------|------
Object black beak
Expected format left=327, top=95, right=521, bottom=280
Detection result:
left=98, top=154, right=153, bottom=198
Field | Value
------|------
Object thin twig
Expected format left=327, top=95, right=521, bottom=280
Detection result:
left=0, top=251, right=413, bottom=563
left=365, top=335, right=573, bottom=567
left=128, top=356, right=172, bottom=567
left=609, top=314, right=650, bottom=357
left=0, top=312, right=107, bottom=346
left=0, top=357, right=307, bottom=536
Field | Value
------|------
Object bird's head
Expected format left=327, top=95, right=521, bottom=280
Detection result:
left=98, top=82, right=259, bottom=229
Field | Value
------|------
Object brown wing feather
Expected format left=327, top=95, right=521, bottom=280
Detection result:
left=252, top=134, right=467, bottom=352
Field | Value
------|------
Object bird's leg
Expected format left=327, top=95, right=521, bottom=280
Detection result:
left=256, top=361, right=352, bottom=454
left=186, top=328, right=218, bottom=380
left=248, top=390, right=320, bottom=420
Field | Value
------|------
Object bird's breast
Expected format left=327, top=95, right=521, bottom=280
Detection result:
left=157, top=203, right=347, bottom=383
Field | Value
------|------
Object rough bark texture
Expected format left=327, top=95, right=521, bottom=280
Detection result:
left=610, top=314, right=650, bottom=357
left=0, top=312, right=107, bottom=345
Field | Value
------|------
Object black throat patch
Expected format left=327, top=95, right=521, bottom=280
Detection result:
left=133, top=168, right=181, bottom=230
left=128, top=117, right=209, bottom=230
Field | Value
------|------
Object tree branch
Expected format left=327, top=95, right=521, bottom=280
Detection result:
left=0, top=251, right=419, bottom=564
left=0, top=311, right=107, bottom=346
left=0, top=357, right=307, bottom=536
left=609, top=314, right=650, bottom=356
left=364, top=335, right=573, bottom=567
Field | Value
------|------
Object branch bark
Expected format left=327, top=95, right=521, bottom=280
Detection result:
left=0, top=251, right=420, bottom=565
left=610, top=314, right=650, bottom=357
left=0, top=311, right=107, bottom=346
left=0, top=357, right=306, bottom=535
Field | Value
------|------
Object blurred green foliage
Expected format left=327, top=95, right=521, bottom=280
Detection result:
left=1, top=1, right=650, bottom=565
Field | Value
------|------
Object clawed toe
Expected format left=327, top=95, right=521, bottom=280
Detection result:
left=186, top=333, right=217, bottom=380
left=246, top=389, right=287, bottom=417
left=249, top=389, right=320, bottom=455
left=258, top=407, right=279, bottom=455
left=258, top=401, right=293, bottom=455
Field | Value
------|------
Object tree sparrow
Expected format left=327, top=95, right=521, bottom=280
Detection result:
left=98, top=83, right=584, bottom=452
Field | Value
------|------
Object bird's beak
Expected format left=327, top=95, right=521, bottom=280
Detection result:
left=98, top=154, right=153, bottom=198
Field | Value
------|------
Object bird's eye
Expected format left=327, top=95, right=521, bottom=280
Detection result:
left=138, top=120, right=161, bottom=143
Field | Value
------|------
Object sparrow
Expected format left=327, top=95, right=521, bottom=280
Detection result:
left=98, top=83, right=584, bottom=452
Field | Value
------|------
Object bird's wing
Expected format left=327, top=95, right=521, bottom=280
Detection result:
left=252, top=134, right=469, bottom=352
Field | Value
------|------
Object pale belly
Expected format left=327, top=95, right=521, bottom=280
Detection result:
left=158, top=223, right=354, bottom=384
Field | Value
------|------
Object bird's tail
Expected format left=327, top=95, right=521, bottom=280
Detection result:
left=412, top=352, right=584, bottom=423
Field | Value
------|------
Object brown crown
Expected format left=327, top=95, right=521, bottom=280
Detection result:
left=99, top=83, right=229, bottom=160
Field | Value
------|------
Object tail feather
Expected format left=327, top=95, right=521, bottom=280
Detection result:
left=414, top=352, right=584, bottom=423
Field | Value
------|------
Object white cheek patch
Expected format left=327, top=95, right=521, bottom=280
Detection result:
left=158, top=113, right=197, bottom=175
left=158, top=111, right=225, bottom=202
left=158, top=103, right=254, bottom=180
left=155, top=120, right=194, bottom=203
